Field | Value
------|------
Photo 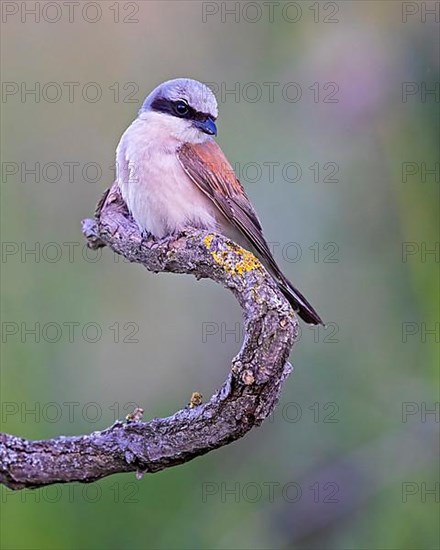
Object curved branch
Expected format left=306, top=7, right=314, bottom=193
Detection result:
left=0, top=184, right=298, bottom=490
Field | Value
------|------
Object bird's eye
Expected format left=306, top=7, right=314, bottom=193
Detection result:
left=175, top=100, right=189, bottom=116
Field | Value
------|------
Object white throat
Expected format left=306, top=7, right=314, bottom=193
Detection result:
left=138, top=110, right=211, bottom=148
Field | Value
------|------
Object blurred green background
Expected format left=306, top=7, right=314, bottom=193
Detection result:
left=1, top=1, right=439, bottom=549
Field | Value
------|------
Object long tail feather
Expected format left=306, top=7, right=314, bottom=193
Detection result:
left=278, top=279, right=323, bottom=325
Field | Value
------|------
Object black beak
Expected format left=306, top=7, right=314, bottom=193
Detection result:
left=194, top=117, right=217, bottom=136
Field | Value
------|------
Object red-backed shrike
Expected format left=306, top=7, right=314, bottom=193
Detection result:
left=116, top=78, right=323, bottom=325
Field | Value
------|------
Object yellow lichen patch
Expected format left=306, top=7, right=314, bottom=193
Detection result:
left=204, top=233, right=262, bottom=277
left=203, top=234, right=215, bottom=250
left=189, top=391, right=203, bottom=408
left=230, top=246, right=262, bottom=275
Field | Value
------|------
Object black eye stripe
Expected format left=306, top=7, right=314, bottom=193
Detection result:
left=150, top=97, right=214, bottom=122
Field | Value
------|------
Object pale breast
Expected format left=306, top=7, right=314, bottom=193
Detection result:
left=116, top=116, right=218, bottom=238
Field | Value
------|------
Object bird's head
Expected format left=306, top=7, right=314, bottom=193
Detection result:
left=138, top=78, right=218, bottom=144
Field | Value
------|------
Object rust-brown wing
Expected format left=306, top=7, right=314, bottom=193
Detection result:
left=177, top=140, right=323, bottom=325
left=177, top=140, right=280, bottom=275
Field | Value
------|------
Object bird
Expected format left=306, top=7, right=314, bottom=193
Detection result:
left=116, top=78, right=323, bottom=325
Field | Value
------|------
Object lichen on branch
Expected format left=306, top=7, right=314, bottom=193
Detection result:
left=0, top=184, right=298, bottom=491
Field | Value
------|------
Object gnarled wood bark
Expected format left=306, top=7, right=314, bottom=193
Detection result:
left=0, top=184, right=298, bottom=490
